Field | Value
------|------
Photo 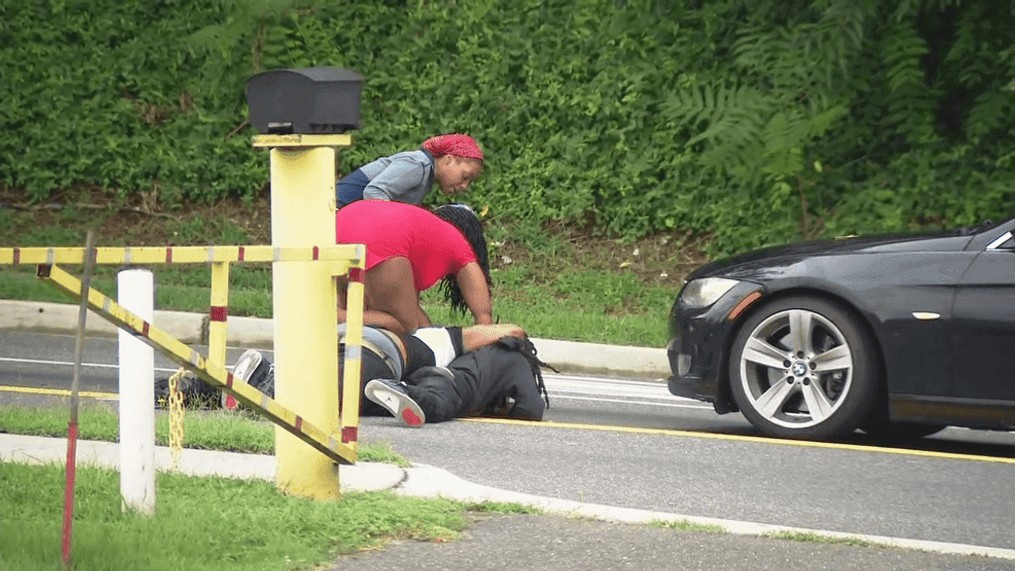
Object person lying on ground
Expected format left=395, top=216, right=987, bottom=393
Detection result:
left=336, top=133, right=484, bottom=207
left=363, top=335, right=554, bottom=427
left=228, top=323, right=527, bottom=416
left=335, top=201, right=492, bottom=333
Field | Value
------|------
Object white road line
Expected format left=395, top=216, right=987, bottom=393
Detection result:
left=550, top=394, right=711, bottom=409
left=0, top=355, right=701, bottom=408
left=547, top=383, right=684, bottom=399
left=0, top=356, right=221, bottom=374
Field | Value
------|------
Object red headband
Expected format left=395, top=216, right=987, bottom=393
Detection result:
left=421, top=134, right=484, bottom=161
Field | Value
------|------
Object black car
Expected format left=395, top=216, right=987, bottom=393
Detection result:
left=667, top=217, right=1015, bottom=440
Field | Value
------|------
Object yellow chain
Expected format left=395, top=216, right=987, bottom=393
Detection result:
left=167, top=368, right=186, bottom=471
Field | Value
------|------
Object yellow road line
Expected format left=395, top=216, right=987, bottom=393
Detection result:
left=5, top=385, right=1011, bottom=466
left=463, top=417, right=1015, bottom=465
left=1, top=385, right=118, bottom=400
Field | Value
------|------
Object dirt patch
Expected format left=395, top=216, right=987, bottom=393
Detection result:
left=495, top=221, right=709, bottom=290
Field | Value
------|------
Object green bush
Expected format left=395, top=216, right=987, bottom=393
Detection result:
left=2, top=0, right=1013, bottom=255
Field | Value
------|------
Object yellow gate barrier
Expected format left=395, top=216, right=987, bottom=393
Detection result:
left=0, top=244, right=365, bottom=465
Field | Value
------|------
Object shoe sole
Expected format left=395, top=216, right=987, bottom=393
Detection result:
left=364, top=380, right=426, bottom=428
left=231, top=350, right=263, bottom=385
left=226, top=350, right=263, bottom=408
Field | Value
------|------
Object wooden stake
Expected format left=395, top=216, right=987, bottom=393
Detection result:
left=62, top=230, right=96, bottom=567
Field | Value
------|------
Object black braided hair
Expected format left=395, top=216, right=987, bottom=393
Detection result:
left=433, top=203, right=491, bottom=314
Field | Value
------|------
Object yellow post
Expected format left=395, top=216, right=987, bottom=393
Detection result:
left=209, top=261, right=236, bottom=410
left=340, top=273, right=365, bottom=442
left=208, top=261, right=230, bottom=364
left=256, top=133, right=352, bottom=500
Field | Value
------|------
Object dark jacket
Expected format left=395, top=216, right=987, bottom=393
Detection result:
left=405, top=338, right=547, bottom=423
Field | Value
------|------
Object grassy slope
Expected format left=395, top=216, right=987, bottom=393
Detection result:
left=0, top=191, right=710, bottom=347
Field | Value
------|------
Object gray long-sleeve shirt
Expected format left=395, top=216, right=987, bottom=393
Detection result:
left=353, top=149, right=436, bottom=204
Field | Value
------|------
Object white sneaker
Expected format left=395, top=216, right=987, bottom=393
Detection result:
left=364, top=379, right=426, bottom=427
left=232, top=349, right=263, bottom=385
left=226, top=349, right=270, bottom=408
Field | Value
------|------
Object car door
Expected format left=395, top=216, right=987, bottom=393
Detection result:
left=949, top=230, right=1015, bottom=401
left=863, top=251, right=973, bottom=398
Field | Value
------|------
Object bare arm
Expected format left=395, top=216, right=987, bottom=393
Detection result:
left=416, top=304, right=433, bottom=328
left=455, top=262, right=493, bottom=325
left=336, top=259, right=426, bottom=334
left=461, top=323, right=526, bottom=353
left=337, top=306, right=409, bottom=333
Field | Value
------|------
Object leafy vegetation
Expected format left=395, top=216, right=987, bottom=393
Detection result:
left=2, top=462, right=473, bottom=571
left=2, top=0, right=1013, bottom=257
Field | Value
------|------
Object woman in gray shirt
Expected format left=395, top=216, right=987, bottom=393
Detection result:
left=336, top=133, right=484, bottom=207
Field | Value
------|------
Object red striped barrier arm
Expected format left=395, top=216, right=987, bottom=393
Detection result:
left=36, top=263, right=356, bottom=465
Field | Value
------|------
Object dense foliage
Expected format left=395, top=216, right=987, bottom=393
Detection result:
left=2, top=0, right=1013, bottom=254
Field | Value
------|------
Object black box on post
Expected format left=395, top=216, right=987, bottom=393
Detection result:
left=246, top=67, right=363, bottom=135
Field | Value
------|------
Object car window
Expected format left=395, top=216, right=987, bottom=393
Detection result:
left=986, top=231, right=1015, bottom=251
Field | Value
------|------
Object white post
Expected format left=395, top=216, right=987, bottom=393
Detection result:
left=117, top=267, right=156, bottom=515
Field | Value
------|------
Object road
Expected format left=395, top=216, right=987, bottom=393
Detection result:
left=2, top=330, right=1014, bottom=551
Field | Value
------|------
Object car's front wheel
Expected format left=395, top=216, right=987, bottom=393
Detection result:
left=728, top=296, right=879, bottom=440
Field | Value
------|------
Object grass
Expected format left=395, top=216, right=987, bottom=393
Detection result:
left=0, top=404, right=408, bottom=466
left=0, top=196, right=703, bottom=348
left=764, top=531, right=876, bottom=548
left=649, top=519, right=726, bottom=534
left=1, top=403, right=546, bottom=569
left=2, top=462, right=474, bottom=571
left=0, top=402, right=932, bottom=561
left=0, top=263, right=673, bottom=347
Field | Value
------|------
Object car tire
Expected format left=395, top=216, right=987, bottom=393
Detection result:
left=728, top=296, right=879, bottom=440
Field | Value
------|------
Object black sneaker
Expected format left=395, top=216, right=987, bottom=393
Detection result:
left=364, top=379, right=426, bottom=427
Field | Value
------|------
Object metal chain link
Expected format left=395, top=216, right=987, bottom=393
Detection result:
left=167, top=368, right=186, bottom=471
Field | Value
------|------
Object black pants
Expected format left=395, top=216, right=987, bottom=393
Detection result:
left=340, top=348, right=395, bottom=416
left=403, top=346, right=545, bottom=423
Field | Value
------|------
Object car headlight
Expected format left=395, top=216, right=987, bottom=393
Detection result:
left=680, top=277, right=740, bottom=308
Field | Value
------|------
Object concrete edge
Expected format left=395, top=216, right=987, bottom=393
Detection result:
left=395, top=464, right=1015, bottom=561
left=529, top=337, right=669, bottom=379
left=4, top=434, right=1013, bottom=560
left=0, top=434, right=404, bottom=493
left=2, top=300, right=207, bottom=345
left=0, top=300, right=671, bottom=378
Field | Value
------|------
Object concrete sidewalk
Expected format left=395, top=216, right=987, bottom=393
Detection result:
left=0, top=433, right=403, bottom=491
left=4, top=432, right=1014, bottom=568
left=1, top=300, right=671, bottom=378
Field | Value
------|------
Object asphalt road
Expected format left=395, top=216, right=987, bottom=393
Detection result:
left=2, top=330, right=1014, bottom=553
left=328, top=513, right=1015, bottom=571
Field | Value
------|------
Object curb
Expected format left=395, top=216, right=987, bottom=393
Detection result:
left=397, top=463, right=1015, bottom=561
left=0, top=434, right=404, bottom=493
left=0, top=300, right=671, bottom=378
left=6, top=434, right=1013, bottom=561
